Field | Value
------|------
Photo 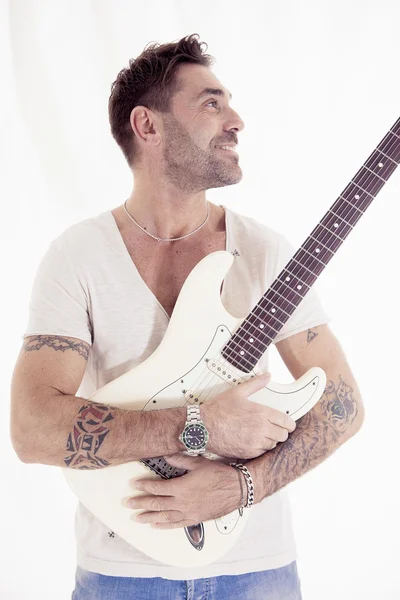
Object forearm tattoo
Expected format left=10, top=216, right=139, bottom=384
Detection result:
left=24, top=335, right=115, bottom=470
left=267, top=376, right=360, bottom=496
left=307, top=329, right=318, bottom=344
left=24, top=335, right=90, bottom=361
left=64, top=403, right=115, bottom=469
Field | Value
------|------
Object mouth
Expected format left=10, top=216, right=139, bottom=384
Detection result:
left=216, top=146, right=238, bottom=157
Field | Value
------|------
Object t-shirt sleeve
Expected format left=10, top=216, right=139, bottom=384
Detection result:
left=22, top=236, right=93, bottom=345
left=271, top=233, right=331, bottom=344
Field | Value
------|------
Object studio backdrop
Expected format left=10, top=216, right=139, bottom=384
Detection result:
left=1, top=1, right=399, bottom=599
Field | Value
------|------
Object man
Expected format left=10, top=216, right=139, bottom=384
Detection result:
left=10, top=34, right=364, bottom=599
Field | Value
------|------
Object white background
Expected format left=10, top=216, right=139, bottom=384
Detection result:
left=1, top=0, right=399, bottom=598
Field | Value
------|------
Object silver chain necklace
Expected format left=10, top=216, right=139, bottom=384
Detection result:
left=123, top=199, right=210, bottom=242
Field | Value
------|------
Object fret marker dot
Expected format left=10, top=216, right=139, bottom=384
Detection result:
left=240, top=350, right=245, bottom=355
left=355, top=194, right=360, bottom=199
left=271, top=308, right=276, bottom=313
left=315, top=248, right=320, bottom=253
left=378, top=162, right=383, bottom=168
left=297, top=285, right=302, bottom=290
left=334, top=223, right=339, bottom=228
left=249, top=338, right=254, bottom=343
left=286, top=276, right=291, bottom=281
left=260, top=324, right=264, bottom=329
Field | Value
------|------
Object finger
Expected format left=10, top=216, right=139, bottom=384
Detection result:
left=267, top=409, right=296, bottom=432
left=136, top=510, right=184, bottom=524
left=236, top=373, right=271, bottom=397
left=266, top=422, right=290, bottom=443
left=128, top=494, right=176, bottom=512
left=134, top=478, right=176, bottom=496
left=151, top=520, right=191, bottom=530
left=164, top=453, right=204, bottom=470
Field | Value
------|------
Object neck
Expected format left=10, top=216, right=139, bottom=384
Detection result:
left=125, top=186, right=210, bottom=240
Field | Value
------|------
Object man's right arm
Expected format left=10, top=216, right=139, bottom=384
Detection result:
left=10, top=335, right=186, bottom=469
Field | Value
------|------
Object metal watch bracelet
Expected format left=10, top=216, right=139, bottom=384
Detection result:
left=229, top=463, right=255, bottom=509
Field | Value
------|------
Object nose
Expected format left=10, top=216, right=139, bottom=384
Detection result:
left=225, top=108, right=245, bottom=136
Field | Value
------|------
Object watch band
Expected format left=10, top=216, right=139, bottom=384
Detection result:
left=186, top=404, right=201, bottom=423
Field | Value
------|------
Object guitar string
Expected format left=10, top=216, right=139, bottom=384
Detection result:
left=177, top=128, right=400, bottom=443
left=222, top=129, right=400, bottom=371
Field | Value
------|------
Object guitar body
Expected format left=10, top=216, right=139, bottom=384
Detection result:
left=62, top=251, right=326, bottom=567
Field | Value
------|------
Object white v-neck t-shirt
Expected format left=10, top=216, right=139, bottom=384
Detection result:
left=23, top=205, right=330, bottom=580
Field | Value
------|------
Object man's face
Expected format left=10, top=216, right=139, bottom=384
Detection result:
left=159, top=64, right=245, bottom=192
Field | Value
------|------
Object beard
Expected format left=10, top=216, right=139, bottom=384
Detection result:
left=161, top=115, right=242, bottom=193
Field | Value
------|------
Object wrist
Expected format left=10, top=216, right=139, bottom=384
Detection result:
left=167, top=406, right=188, bottom=454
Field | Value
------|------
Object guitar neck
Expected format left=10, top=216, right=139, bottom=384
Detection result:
left=222, top=117, right=400, bottom=373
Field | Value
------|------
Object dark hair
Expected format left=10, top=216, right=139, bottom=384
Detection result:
left=108, top=33, right=215, bottom=168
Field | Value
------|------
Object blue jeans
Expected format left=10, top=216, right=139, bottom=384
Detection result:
left=71, top=561, right=302, bottom=599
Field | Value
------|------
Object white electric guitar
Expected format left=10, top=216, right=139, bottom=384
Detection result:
left=62, top=117, right=400, bottom=568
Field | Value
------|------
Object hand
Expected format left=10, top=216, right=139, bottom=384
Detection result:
left=126, top=453, right=243, bottom=529
left=202, top=373, right=297, bottom=459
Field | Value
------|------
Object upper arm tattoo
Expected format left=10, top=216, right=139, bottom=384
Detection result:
left=307, top=329, right=318, bottom=344
left=24, top=335, right=90, bottom=361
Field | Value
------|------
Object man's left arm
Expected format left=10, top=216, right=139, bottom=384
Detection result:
left=248, top=323, right=365, bottom=504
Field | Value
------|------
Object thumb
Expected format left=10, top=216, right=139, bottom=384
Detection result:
left=164, top=452, right=204, bottom=470
left=236, top=372, right=271, bottom=397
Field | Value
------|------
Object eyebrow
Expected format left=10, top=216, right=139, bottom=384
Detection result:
left=195, top=87, right=232, bottom=102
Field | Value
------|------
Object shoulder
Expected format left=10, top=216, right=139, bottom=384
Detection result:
left=49, top=211, right=112, bottom=266
left=226, top=206, right=292, bottom=261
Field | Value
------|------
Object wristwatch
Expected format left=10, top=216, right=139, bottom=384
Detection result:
left=179, top=404, right=210, bottom=455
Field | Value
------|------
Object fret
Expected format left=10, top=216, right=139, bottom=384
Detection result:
left=318, top=221, right=346, bottom=242
left=284, top=261, right=317, bottom=287
left=309, top=233, right=339, bottom=254
left=283, top=267, right=311, bottom=290
left=339, top=196, right=365, bottom=215
left=230, top=318, right=277, bottom=347
left=365, top=148, right=399, bottom=177
left=264, top=287, right=298, bottom=310
left=323, top=208, right=354, bottom=229
left=252, top=306, right=286, bottom=329
left=225, top=337, right=266, bottom=364
left=353, top=169, right=385, bottom=199
left=349, top=180, right=374, bottom=199
left=239, top=314, right=282, bottom=338
left=223, top=338, right=262, bottom=364
left=337, top=191, right=371, bottom=218
left=292, top=256, right=321, bottom=278
left=377, top=148, right=399, bottom=165
left=222, top=346, right=258, bottom=371
left=390, top=118, right=400, bottom=137
left=255, top=298, right=292, bottom=322
left=390, top=129, right=400, bottom=140
left=303, top=236, right=335, bottom=263
left=328, top=203, right=363, bottom=232
left=273, top=277, right=306, bottom=303
left=328, top=208, right=355, bottom=229
left=297, top=246, right=328, bottom=268
left=390, top=117, right=400, bottom=136
left=233, top=326, right=273, bottom=353
left=362, top=164, right=387, bottom=182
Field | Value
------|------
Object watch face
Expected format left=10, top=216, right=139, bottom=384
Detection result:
left=183, top=424, right=208, bottom=450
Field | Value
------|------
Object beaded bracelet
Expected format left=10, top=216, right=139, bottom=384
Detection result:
left=229, top=462, right=255, bottom=509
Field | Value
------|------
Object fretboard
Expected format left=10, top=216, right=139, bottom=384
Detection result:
left=222, top=116, right=400, bottom=373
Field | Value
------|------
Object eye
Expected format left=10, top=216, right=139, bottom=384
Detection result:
left=206, top=100, right=219, bottom=109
